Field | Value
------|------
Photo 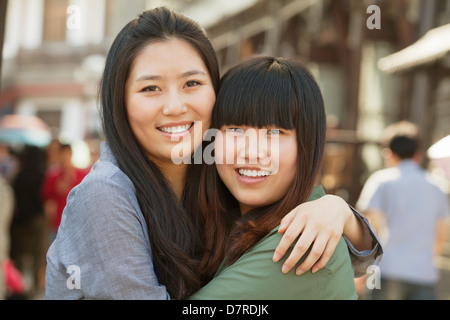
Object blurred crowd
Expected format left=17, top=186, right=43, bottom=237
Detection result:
left=0, top=138, right=100, bottom=299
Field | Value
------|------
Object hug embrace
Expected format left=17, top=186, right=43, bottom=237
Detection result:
left=45, top=7, right=382, bottom=300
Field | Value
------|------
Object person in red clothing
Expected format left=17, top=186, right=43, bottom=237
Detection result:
left=42, top=143, right=89, bottom=240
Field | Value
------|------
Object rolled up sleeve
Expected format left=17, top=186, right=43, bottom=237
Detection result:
left=343, top=206, right=383, bottom=278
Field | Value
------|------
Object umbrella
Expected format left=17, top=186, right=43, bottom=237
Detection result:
left=0, top=114, right=52, bottom=147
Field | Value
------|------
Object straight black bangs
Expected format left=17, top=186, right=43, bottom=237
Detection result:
left=212, top=57, right=298, bottom=130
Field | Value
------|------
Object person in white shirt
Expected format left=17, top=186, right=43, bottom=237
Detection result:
left=357, top=121, right=450, bottom=300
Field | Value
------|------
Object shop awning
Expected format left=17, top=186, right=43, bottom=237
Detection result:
left=378, top=23, right=450, bottom=73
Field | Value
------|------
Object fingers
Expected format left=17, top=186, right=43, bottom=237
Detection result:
left=278, top=210, right=296, bottom=234
left=273, top=214, right=306, bottom=263
left=295, top=232, right=340, bottom=275
left=274, top=198, right=346, bottom=275
left=309, top=235, right=341, bottom=273
left=279, top=226, right=342, bottom=275
left=280, top=226, right=316, bottom=274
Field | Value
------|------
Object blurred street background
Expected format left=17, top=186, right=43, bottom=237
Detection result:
left=0, top=0, right=450, bottom=300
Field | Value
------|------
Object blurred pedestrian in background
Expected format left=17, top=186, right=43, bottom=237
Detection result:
left=357, top=121, right=450, bottom=300
left=45, top=139, right=63, bottom=171
left=0, top=143, right=18, bottom=183
left=0, top=171, right=14, bottom=299
left=41, top=143, right=89, bottom=242
left=10, top=146, right=46, bottom=298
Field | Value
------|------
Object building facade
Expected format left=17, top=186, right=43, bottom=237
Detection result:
left=1, top=0, right=449, bottom=202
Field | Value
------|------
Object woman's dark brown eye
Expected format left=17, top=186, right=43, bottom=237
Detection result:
left=141, top=86, right=160, bottom=92
left=185, top=80, right=201, bottom=87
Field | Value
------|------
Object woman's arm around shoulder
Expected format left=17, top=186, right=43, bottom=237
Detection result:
left=274, top=194, right=383, bottom=277
left=188, top=227, right=357, bottom=300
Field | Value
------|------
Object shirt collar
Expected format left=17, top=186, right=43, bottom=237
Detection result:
left=99, top=142, right=118, bottom=166
left=308, top=185, right=326, bottom=201
left=398, top=159, right=420, bottom=171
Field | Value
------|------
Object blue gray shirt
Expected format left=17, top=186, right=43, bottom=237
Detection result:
left=357, top=160, right=449, bottom=284
left=45, top=143, right=382, bottom=299
left=45, top=143, right=169, bottom=299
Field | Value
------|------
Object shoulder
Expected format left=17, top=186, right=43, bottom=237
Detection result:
left=322, top=237, right=354, bottom=273
left=69, top=159, right=136, bottom=203
left=60, top=158, right=145, bottom=238
left=357, top=168, right=397, bottom=209
left=256, top=227, right=352, bottom=273
left=425, top=172, right=450, bottom=194
left=191, top=227, right=356, bottom=300
left=367, top=168, right=399, bottom=187
left=251, top=229, right=356, bottom=299
left=80, top=142, right=134, bottom=189
left=61, top=142, right=144, bottom=232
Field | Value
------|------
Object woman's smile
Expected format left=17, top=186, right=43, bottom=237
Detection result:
left=157, top=121, right=195, bottom=138
left=235, top=167, right=272, bottom=185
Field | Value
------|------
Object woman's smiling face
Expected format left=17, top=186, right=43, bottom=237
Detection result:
left=125, top=38, right=216, bottom=168
left=214, top=125, right=298, bottom=214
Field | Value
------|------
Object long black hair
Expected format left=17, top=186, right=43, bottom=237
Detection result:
left=99, top=7, right=220, bottom=299
left=199, top=56, right=327, bottom=264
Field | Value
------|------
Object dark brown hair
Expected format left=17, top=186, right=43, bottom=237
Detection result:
left=198, top=56, right=327, bottom=264
left=100, top=7, right=220, bottom=299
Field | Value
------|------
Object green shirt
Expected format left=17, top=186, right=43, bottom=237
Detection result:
left=189, top=186, right=357, bottom=300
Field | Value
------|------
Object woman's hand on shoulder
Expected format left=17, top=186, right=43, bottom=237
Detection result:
left=273, top=195, right=351, bottom=275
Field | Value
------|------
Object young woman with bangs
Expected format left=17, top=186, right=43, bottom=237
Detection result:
left=189, top=56, right=360, bottom=299
left=45, top=7, right=380, bottom=300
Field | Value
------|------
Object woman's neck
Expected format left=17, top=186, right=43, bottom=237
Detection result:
left=158, top=162, right=188, bottom=201
left=239, top=203, right=255, bottom=216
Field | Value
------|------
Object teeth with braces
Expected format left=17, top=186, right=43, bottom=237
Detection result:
left=159, top=124, right=192, bottom=133
left=238, top=169, right=271, bottom=177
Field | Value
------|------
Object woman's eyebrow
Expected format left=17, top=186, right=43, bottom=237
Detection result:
left=135, top=70, right=206, bottom=82
left=180, top=70, right=206, bottom=78
left=135, top=74, right=161, bottom=82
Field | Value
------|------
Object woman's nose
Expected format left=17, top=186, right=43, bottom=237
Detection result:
left=162, top=91, right=188, bottom=116
left=237, top=129, right=270, bottom=165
